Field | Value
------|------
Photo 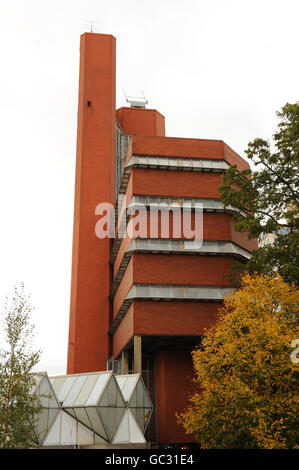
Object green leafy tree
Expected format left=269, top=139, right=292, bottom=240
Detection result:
left=177, top=274, right=299, bottom=449
left=219, top=102, right=299, bottom=286
left=0, top=284, right=42, bottom=448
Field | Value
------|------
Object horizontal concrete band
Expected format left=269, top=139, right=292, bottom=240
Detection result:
left=110, top=239, right=251, bottom=298
left=109, top=284, right=234, bottom=335
left=126, top=195, right=244, bottom=213
left=128, top=155, right=229, bottom=171
left=111, top=196, right=246, bottom=263
left=118, top=155, right=229, bottom=194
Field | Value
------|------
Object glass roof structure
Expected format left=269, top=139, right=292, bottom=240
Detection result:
left=31, top=371, right=153, bottom=447
left=50, top=372, right=125, bottom=442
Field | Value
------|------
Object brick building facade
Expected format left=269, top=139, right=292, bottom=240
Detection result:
left=67, top=32, right=256, bottom=446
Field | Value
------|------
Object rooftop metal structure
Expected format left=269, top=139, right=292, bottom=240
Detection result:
left=123, top=90, right=148, bottom=108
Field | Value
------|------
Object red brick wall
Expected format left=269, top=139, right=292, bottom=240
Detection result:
left=203, top=213, right=231, bottom=240
left=133, top=253, right=233, bottom=286
left=223, top=142, right=250, bottom=172
left=113, top=215, right=254, bottom=270
left=116, top=107, right=165, bottom=137
left=132, top=136, right=224, bottom=159
left=114, top=213, right=232, bottom=277
left=134, top=301, right=220, bottom=336
left=112, top=300, right=221, bottom=358
left=132, top=136, right=250, bottom=172
left=130, top=168, right=223, bottom=199
left=113, top=252, right=232, bottom=325
left=155, top=350, right=197, bottom=443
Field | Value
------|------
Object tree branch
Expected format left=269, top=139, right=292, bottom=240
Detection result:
left=253, top=156, right=299, bottom=199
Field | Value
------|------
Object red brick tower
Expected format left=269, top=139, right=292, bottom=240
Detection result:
left=67, top=33, right=116, bottom=373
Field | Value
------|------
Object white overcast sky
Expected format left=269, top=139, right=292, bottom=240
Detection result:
left=0, top=0, right=298, bottom=376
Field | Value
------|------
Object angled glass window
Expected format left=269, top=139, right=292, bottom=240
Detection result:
left=38, top=377, right=52, bottom=408
left=36, top=408, right=49, bottom=442
left=112, top=409, right=130, bottom=443
left=64, top=407, right=76, bottom=419
left=57, top=377, right=77, bottom=403
left=98, top=406, right=125, bottom=441
left=63, top=375, right=88, bottom=407
left=85, top=373, right=111, bottom=406
left=117, top=375, right=139, bottom=402
left=74, top=374, right=99, bottom=406
left=136, top=381, right=144, bottom=407
left=60, top=411, right=77, bottom=446
left=43, top=411, right=61, bottom=447
left=73, top=407, right=93, bottom=430
left=48, top=408, right=59, bottom=435
left=51, top=376, right=67, bottom=398
left=85, top=407, right=108, bottom=440
left=77, top=422, right=95, bottom=446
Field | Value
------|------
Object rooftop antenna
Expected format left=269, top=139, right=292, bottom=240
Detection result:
left=123, top=89, right=148, bottom=108
left=85, top=20, right=100, bottom=33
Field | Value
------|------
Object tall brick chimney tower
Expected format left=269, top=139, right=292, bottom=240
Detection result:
left=67, top=33, right=116, bottom=373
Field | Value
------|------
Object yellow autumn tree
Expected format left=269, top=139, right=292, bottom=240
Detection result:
left=177, top=274, right=299, bottom=449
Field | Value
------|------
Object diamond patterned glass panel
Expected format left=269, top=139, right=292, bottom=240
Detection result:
left=85, top=407, right=108, bottom=440
left=36, top=408, right=49, bottom=442
left=112, top=409, right=130, bottom=443
left=107, top=377, right=117, bottom=406
left=64, top=408, right=76, bottom=419
left=99, top=406, right=123, bottom=441
left=60, top=411, right=77, bottom=446
left=73, top=407, right=92, bottom=430
left=116, top=377, right=127, bottom=390
left=144, top=408, right=152, bottom=429
left=99, top=387, right=108, bottom=406
left=136, top=408, right=145, bottom=432
left=43, top=412, right=61, bottom=446
left=117, top=388, right=124, bottom=407
left=136, top=381, right=144, bottom=407
left=48, top=408, right=59, bottom=433
left=144, top=392, right=151, bottom=409
left=77, top=422, right=94, bottom=446
left=39, top=377, right=51, bottom=408
left=129, top=389, right=137, bottom=407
